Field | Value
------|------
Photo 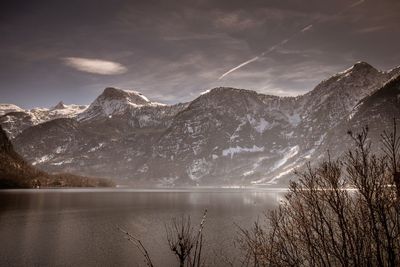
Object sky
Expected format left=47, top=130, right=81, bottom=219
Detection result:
left=1, top=0, right=400, bottom=108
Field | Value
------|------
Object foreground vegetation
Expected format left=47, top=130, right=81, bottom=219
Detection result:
left=119, top=210, right=207, bottom=267
left=121, top=122, right=400, bottom=266
left=238, top=124, right=400, bottom=266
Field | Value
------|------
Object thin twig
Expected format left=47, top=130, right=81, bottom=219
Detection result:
left=117, top=226, right=154, bottom=267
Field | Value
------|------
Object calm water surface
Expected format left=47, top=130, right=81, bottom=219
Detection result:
left=0, top=189, right=285, bottom=266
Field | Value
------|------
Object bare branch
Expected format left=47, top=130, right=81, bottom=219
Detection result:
left=117, top=226, right=154, bottom=267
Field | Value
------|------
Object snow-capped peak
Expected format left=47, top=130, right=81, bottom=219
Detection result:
left=337, top=61, right=376, bottom=77
left=197, top=87, right=259, bottom=100
left=0, top=102, right=87, bottom=138
left=100, top=87, right=151, bottom=105
left=50, top=101, right=87, bottom=112
left=200, top=89, right=211, bottom=96
left=52, top=101, right=67, bottom=110
left=0, top=104, right=25, bottom=116
left=78, top=87, right=164, bottom=121
left=388, top=65, right=400, bottom=78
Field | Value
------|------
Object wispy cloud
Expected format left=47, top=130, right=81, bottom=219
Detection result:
left=62, top=57, right=127, bottom=75
left=2, top=0, right=399, bottom=108
left=162, top=33, right=225, bottom=41
left=357, top=25, right=386, bottom=34
left=214, top=12, right=263, bottom=31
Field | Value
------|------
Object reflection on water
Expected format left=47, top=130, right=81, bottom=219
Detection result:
left=0, top=189, right=285, bottom=266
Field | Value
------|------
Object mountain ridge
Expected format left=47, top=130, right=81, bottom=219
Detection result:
left=1, top=61, right=399, bottom=186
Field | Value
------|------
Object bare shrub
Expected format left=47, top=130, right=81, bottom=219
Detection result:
left=119, top=209, right=207, bottom=267
left=166, top=209, right=207, bottom=267
left=238, top=122, right=400, bottom=266
left=118, top=226, right=155, bottom=267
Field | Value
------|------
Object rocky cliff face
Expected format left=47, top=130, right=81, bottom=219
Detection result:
left=0, top=125, right=14, bottom=154
left=2, top=62, right=399, bottom=186
left=0, top=124, right=45, bottom=188
left=0, top=124, right=114, bottom=188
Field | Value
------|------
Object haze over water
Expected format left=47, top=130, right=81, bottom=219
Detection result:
left=0, top=189, right=284, bottom=266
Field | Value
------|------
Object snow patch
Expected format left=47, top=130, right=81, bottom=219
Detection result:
left=200, top=89, right=211, bottom=95
left=243, top=170, right=255, bottom=176
left=187, top=158, right=211, bottom=181
left=287, top=113, right=301, bottom=126
left=0, top=104, right=24, bottom=116
left=230, top=118, right=247, bottom=141
left=246, top=115, right=272, bottom=133
left=315, top=133, right=326, bottom=146
left=267, top=166, right=297, bottom=184
left=159, top=176, right=179, bottom=186
left=254, top=118, right=271, bottom=133
left=246, top=115, right=274, bottom=133
left=285, top=131, right=294, bottom=138
left=32, top=154, right=53, bottom=165
left=55, top=146, right=67, bottom=154
left=272, top=146, right=299, bottom=171
left=138, top=93, right=150, bottom=102
left=348, top=103, right=362, bottom=120
left=89, top=143, right=105, bottom=152
left=138, top=164, right=149, bottom=173
left=222, top=145, right=264, bottom=158
left=51, top=158, right=73, bottom=166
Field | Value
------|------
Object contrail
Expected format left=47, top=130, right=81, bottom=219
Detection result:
left=218, top=0, right=366, bottom=80
left=337, top=0, right=365, bottom=15
left=349, top=0, right=365, bottom=9
left=218, top=56, right=260, bottom=80
left=218, top=25, right=311, bottom=80
left=301, top=24, right=313, bottom=33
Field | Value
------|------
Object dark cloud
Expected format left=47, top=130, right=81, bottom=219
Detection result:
left=0, top=0, right=399, bottom=108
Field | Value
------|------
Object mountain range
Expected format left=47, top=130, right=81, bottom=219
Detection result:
left=1, top=61, right=399, bottom=187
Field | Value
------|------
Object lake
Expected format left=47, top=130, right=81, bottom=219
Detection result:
left=0, top=189, right=286, bottom=266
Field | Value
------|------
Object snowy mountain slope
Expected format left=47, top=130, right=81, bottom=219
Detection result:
left=298, top=62, right=387, bottom=126
left=0, top=102, right=87, bottom=138
left=77, top=87, right=165, bottom=122
left=144, top=87, right=294, bottom=185
left=0, top=112, right=37, bottom=139
left=48, top=101, right=88, bottom=118
left=4, top=62, right=400, bottom=186
left=0, top=104, right=24, bottom=116
left=263, top=71, right=400, bottom=186
left=11, top=88, right=189, bottom=181
left=252, top=62, right=391, bottom=184
left=326, top=72, right=400, bottom=155
left=388, top=66, right=400, bottom=78
left=141, top=62, right=397, bottom=185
